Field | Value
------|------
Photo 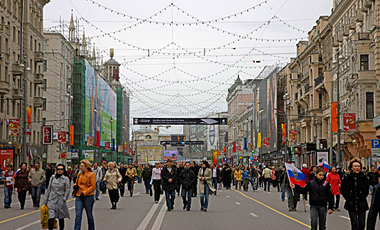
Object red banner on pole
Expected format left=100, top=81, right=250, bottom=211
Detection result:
left=42, top=126, right=53, bottom=145
left=58, top=132, right=66, bottom=143
left=105, top=142, right=111, bottom=150
left=331, top=102, right=338, bottom=133
left=8, top=119, right=20, bottom=136
left=0, top=149, right=13, bottom=171
left=289, top=130, right=298, bottom=143
left=70, top=125, right=74, bottom=145
left=233, top=142, right=236, bottom=153
left=26, top=107, right=32, bottom=136
left=96, top=131, right=100, bottom=147
left=343, top=113, right=356, bottom=131
left=264, top=137, right=270, bottom=147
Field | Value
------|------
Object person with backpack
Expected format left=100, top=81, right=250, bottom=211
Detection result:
left=290, top=168, right=334, bottom=229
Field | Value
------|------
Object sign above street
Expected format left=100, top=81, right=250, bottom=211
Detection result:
left=160, top=141, right=204, bottom=145
left=371, top=139, right=380, bottom=161
left=133, top=118, right=227, bottom=125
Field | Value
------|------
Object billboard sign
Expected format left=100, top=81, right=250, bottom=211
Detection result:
left=58, top=132, right=66, bottom=144
left=8, top=119, right=20, bottom=136
left=163, top=150, right=177, bottom=161
left=0, top=149, right=13, bottom=171
left=133, top=118, right=227, bottom=125
left=343, top=113, right=356, bottom=131
left=42, top=126, right=53, bottom=145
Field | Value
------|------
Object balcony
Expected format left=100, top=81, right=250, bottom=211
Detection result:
left=290, top=73, right=301, bottom=83
left=0, top=81, right=10, bottom=95
left=11, top=63, right=23, bottom=76
left=304, top=84, right=310, bottom=94
left=34, top=73, right=44, bottom=84
left=314, top=74, right=324, bottom=87
left=12, top=88, right=23, bottom=100
left=34, top=96, right=43, bottom=107
left=34, top=51, right=44, bottom=62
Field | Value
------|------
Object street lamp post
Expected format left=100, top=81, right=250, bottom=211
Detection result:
left=93, top=108, right=98, bottom=163
left=259, top=107, right=264, bottom=166
left=283, top=92, right=289, bottom=162
left=110, top=117, right=114, bottom=162
left=336, top=50, right=342, bottom=166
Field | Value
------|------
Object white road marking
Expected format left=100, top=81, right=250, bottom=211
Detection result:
left=235, top=202, right=241, bottom=206
left=136, top=198, right=163, bottom=230
left=151, top=200, right=167, bottom=230
left=339, top=215, right=350, bottom=220
left=135, top=192, right=141, bottom=196
left=226, top=195, right=230, bottom=198
left=14, top=206, right=75, bottom=230
left=250, top=213, right=258, bottom=217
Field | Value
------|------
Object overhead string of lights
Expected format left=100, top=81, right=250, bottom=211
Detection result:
left=273, top=16, right=308, bottom=33
left=83, top=0, right=269, bottom=25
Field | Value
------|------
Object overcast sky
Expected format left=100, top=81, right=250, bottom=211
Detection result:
left=44, top=0, right=332, bottom=134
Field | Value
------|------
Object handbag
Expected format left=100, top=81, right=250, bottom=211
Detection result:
left=72, top=174, right=81, bottom=197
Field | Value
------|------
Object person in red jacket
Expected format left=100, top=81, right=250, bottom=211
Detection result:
left=301, top=164, right=311, bottom=201
left=326, top=166, right=342, bottom=211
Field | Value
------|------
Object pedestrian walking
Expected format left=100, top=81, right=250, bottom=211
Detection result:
left=242, top=166, right=251, bottom=192
left=137, top=164, right=143, bottom=183
left=151, top=162, right=162, bottom=203
left=301, top=164, right=311, bottom=201
left=175, top=163, right=182, bottom=196
left=198, top=161, right=215, bottom=212
left=279, top=167, right=289, bottom=201
left=103, top=162, right=122, bottom=209
left=14, top=163, right=29, bottom=209
left=283, top=170, right=299, bottom=211
left=190, top=162, right=200, bottom=197
left=142, top=163, right=152, bottom=194
left=43, top=164, right=70, bottom=230
left=100, top=163, right=108, bottom=194
left=45, top=164, right=54, bottom=193
left=367, top=165, right=379, bottom=203
left=262, top=166, right=272, bottom=192
left=275, top=165, right=283, bottom=192
left=118, top=163, right=127, bottom=197
left=326, top=166, right=341, bottom=211
left=67, top=166, right=73, bottom=185
left=73, top=159, right=96, bottom=230
left=221, top=164, right=232, bottom=189
left=28, top=162, right=46, bottom=209
left=367, top=183, right=380, bottom=230
left=211, top=163, right=220, bottom=195
left=1, top=164, right=14, bottom=209
left=250, top=165, right=259, bottom=191
left=179, top=162, right=196, bottom=211
left=162, top=159, right=177, bottom=211
left=126, top=163, right=137, bottom=197
left=72, top=165, right=80, bottom=188
left=234, top=167, right=242, bottom=190
left=92, top=162, right=102, bottom=201
left=341, top=158, right=369, bottom=230
left=290, top=168, right=334, bottom=230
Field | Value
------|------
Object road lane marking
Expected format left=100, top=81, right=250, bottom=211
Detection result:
left=339, top=215, right=350, bottom=220
left=226, top=195, right=230, bottom=198
left=136, top=198, right=163, bottom=230
left=14, top=206, right=75, bottom=230
left=0, top=198, right=75, bottom=225
left=151, top=200, right=167, bottom=230
left=232, top=189, right=310, bottom=228
left=250, top=213, right=258, bottom=217
left=235, top=202, right=241, bottom=205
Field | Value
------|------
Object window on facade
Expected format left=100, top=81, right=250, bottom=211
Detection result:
left=43, top=60, right=47, bottom=72
left=30, top=36, right=32, bottom=50
left=43, top=79, right=47, bottom=91
left=366, top=92, right=374, bottom=119
left=145, top=135, right=152, bottom=139
left=319, top=93, right=323, bottom=109
left=360, top=55, right=369, bottom=71
left=42, top=98, right=46, bottom=110
left=318, top=67, right=323, bottom=77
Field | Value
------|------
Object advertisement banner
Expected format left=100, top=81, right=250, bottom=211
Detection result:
left=237, top=146, right=241, bottom=152
left=343, top=113, right=356, bottom=131
left=58, top=132, right=66, bottom=144
left=42, top=126, right=53, bottom=145
left=264, top=137, right=270, bottom=147
left=213, top=151, right=218, bottom=164
left=163, top=150, right=177, bottom=161
left=8, top=119, right=20, bottom=136
left=331, top=102, right=338, bottom=133
left=289, top=130, right=298, bottom=143
left=60, top=152, right=67, bottom=159
left=207, top=125, right=218, bottom=151
left=85, top=60, right=117, bottom=148
left=118, top=145, right=123, bottom=152
left=70, top=149, right=79, bottom=159
left=26, top=106, right=32, bottom=135
left=105, top=142, right=110, bottom=150
left=70, top=125, right=74, bottom=145
left=83, top=150, right=94, bottom=161
left=0, top=149, right=13, bottom=171
left=316, top=151, right=329, bottom=165
left=87, top=136, right=94, bottom=146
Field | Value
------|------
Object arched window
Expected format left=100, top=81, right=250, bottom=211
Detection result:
left=145, top=135, right=152, bottom=139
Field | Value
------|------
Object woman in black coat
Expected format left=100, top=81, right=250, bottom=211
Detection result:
left=341, top=158, right=369, bottom=230
left=221, top=164, right=232, bottom=189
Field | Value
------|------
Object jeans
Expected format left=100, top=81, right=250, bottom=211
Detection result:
left=281, top=183, right=289, bottom=201
left=31, top=186, right=42, bottom=208
left=348, top=210, right=366, bottom=230
left=251, top=177, right=258, bottom=190
left=264, top=178, right=271, bottom=191
left=101, top=181, right=107, bottom=194
left=181, top=188, right=192, bottom=208
left=310, top=205, right=327, bottom=230
left=153, top=180, right=161, bottom=202
left=138, top=177, right=142, bottom=183
left=119, top=183, right=125, bottom=197
left=200, top=184, right=210, bottom=210
left=75, top=195, right=95, bottom=230
left=95, top=181, right=100, bottom=199
left=165, top=190, right=175, bottom=209
left=4, top=186, right=12, bottom=207
left=144, top=178, right=151, bottom=194
left=211, top=178, right=218, bottom=194
left=370, top=185, right=375, bottom=204
left=333, top=194, right=340, bottom=209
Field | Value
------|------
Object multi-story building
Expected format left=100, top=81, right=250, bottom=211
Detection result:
left=0, top=0, right=50, bottom=168
left=42, top=31, right=74, bottom=165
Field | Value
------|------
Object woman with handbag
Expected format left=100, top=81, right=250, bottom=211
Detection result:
left=73, top=159, right=96, bottom=230
left=126, top=163, right=137, bottom=197
left=103, top=162, right=122, bottom=209
left=43, top=164, right=70, bottom=230
left=14, top=162, right=29, bottom=210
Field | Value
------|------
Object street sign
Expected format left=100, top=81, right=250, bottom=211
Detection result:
left=133, top=118, right=227, bottom=125
left=160, top=141, right=204, bottom=145
left=371, top=139, right=380, bottom=161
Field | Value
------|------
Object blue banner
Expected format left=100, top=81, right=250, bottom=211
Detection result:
left=244, top=137, right=247, bottom=150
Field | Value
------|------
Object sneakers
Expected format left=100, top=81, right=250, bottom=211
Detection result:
left=200, top=207, right=204, bottom=211
left=204, top=209, right=207, bottom=212
left=155, top=201, right=158, bottom=203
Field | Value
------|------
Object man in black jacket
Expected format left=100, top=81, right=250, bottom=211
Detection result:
left=367, top=183, right=380, bottom=230
left=190, top=162, right=200, bottom=197
left=179, top=162, right=196, bottom=211
left=142, top=163, right=152, bottom=194
left=118, top=163, right=127, bottom=197
left=161, top=159, right=177, bottom=211
left=291, top=168, right=334, bottom=230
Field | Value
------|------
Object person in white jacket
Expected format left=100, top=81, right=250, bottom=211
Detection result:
left=92, top=162, right=102, bottom=200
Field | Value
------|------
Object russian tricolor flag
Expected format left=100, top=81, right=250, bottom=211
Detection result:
left=285, top=163, right=307, bottom=187
left=319, top=161, right=331, bottom=173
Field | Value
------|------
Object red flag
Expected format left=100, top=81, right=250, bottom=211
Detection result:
left=233, top=142, right=236, bottom=153
left=96, top=131, right=100, bottom=147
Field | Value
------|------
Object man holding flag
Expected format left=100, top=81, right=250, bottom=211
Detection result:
left=283, top=163, right=301, bottom=211
left=290, top=167, right=334, bottom=230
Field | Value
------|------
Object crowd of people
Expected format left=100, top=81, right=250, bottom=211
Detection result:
left=1, top=157, right=380, bottom=230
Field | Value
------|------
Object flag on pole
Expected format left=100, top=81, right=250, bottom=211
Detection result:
left=27, top=150, right=33, bottom=161
left=285, top=163, right=307, bottom=187
left=318, top=161, right=331, bottom=173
